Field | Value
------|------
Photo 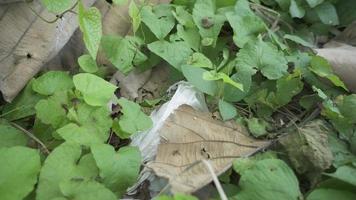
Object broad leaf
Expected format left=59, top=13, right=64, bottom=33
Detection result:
left=223, top=69, right=252, bottom=102
left=338, top=94, right=356, bottom=123
left=203, top=71, right=243, bottom=91
left=148, top=40, right=193, bottom=70
left=192, top=0, right=225, bottom=46
left=284, top=34, right=314, bottom=48
left=59, top=180, right=116, bottom=200
left=325, top=165, right=356, bottom=187
left=36, top=143, right=98, bottom=200
left=181, top=65, right=218, bottom=96
left=315, top=2, right=339, bottom=25
left=306, top=0, right=324, bottom=8
left=187, top=52, right=213, bottom=69
left=141, top=4, right=175, bottom=39
left=32, top=71, right=73, bottom=96
left=307, top=188, right=356, bottom=200
left=290, top=0, right=305, bottom=18
left=245, top=117, right=268, bottom=137
left=0, top=119, right=27, bottom=148
left=129, top=0, right=141, bottom=33
left=226, top=0, right=266, bottom=47
left=78, top=54, right=99, bottom=73
left=218, top=99, right=237, bottom=121
left=41, top=0, right=74, bottom=13
left=233, top=158, right=302, bottom=200
left=0, top=146, right=41, bottom=200
left=78, top=3, right=102, bottom=59
left=113, top=98, right=152, bottom=138
left=236, top=39, right=288, bottom=80
left=35, top=91, right=69, bottom=128
left=310, top=56, right=347, bottom=90
left=2, top=80, right=43, bottom=121
left=102, top=35, right=147, bottom=74
left=73, top=73, right=117, bottom=106
left=91, top=144, right=141, bottom=197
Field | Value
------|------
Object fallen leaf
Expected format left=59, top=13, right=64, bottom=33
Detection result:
left=148, top=105, right=269, bottom=194
left=279, top=120, right=333, bottom=184
left=0, top=0, right=96, bottom=102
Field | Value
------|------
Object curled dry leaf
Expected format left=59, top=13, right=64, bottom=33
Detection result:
left=148, top=105, right=270, bottom=194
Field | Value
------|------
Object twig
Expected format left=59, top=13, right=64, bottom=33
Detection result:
left=11, top=122, right=50, bottom=155
left=25, top=0, right=78, bottom=24
left=202, top=160, right=228, bottom=200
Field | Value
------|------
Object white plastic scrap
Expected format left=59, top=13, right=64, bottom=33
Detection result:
left=128, top=81, right=208, bottom=194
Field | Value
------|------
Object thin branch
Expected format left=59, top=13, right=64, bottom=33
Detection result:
left=11, top=122, right=50, bottom=155
left=25, top=0, right=78, bottom=24
left=202, top=160, right=228, bottom=200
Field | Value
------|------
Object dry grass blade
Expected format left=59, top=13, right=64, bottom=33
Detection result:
left=148, top=105, right=270, bottom=194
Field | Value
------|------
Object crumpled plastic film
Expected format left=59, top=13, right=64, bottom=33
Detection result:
left=128, top=81, right=208, bottom=194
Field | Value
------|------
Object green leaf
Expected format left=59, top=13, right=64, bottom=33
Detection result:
left=156, top=194, right=199, bottom=200
left=306, top=0, right=324, bottom=8
left=113, top=0, right=127, bottom=5
left=315, top=2, right=339, bottom=25
left=223, top=70, right=252, bottom=102
left=310, top=56, right=347, bottom=90
left=78, top=2, right=102, bottom=59
left=181, top=65, right=218, bottom=96
left=192, top=0, right=225, bottom=46
left=2, top=80, right=43, bottom=121
left=307, top=188, right=356, bottom=200
left=176, top=25, right=201, bottom=51
left=36, top=143, right=98, bottom=200
left=336, top=0, right=356, bottom=26
left=284, top=34, right=314, bottom=48
left=269, top=69, right=304, bottom=107
left=59, top=180, right=116, bottom=200
left=0, top=146, right=41, bottom=200
left=187, top=52, right=213, bottom=69
left=289, top=0, right=305, bottom=18
left=102, top=35, right=147, bottom=74
left=245, top=117, right=268, bottom=137
left=325, top=166, right=356, bottom=187
left=73, top=73, right=117, bottom=106
left=129, top=0, right=141, bottom=33
left=57, top=123, right=104, bottom=147
left=339, top=95, right=356, bottom=123
left=0, top=119, right=27, bottom=148
left=148, top=40, right=193, bottom=70
left=233, top=158, right=302, bottom=200
left=203, top=71, right=243, bottom=91
left=226, top=0, right=266, bottom=47
left=141, top=4, right=175, bottom=39
left=35, top=91, right=69, bottom=128
left=41, top=0, right=74, bottom=13
left=91, top=144, right=141, bottom=197
left=218, top=100, right=237, bottom=121
left=69, top=103, right=113, bottom=138
left=78, top=54, right=99, bottom=73
left=173, top=6, right=195, bottom=28
left=328, top=133, right=356, bottom=167
left=236, top=39, right=288, bottom=80
left=113, top=98, right=152, bottom=138
left=32, top=71, right=73, bottom=95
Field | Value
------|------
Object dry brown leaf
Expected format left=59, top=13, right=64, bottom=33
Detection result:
left=148, top=105, right=270, bottom=194
left=0, top=0, right=96, bottom=102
